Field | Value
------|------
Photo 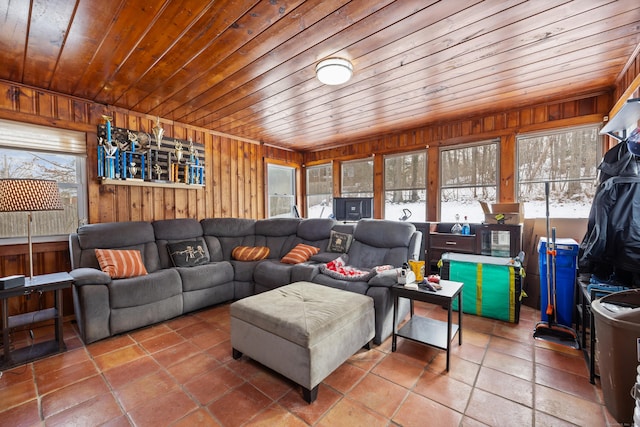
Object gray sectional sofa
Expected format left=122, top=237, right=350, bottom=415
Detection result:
left=69, top=217, right=421, bottom=345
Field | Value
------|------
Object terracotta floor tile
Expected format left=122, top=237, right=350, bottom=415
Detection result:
left=184, top=365, right=244, bottom=405
left=466, top=388, right=533, bottom=426
left=93, top=343, right=147, bottom=371
left=348, top=372, right=408, bottom=418
left=534, top=346, right=588, bottom=378
left=207, top=382, right=272, bottom=426
left=488, top=335, right=534, bottom=362
left=138, top=330, right=186, bottom=353
left=2, top=301, right=612, bottom=426
left=166, top=313, right=203, bottom=331
left=41, top=375, right=110, bottom=419
left=534, top=410, right=577, bottom=427
left=535, top=363, right=598, bottom=402
left=102, top=356, right=161, bottom=390
left=127, top=388, right=198, bottom=427
left=174, top=320, right=213, bottom=339
left=451, top=340, right=486, bottom=364
left=244, top=403, right=308, bottom=427
left=427, top=353, right=480, bottom=386
left=414, top=369, right=473, bottom=413
left=346, top=347, right=385, bottom=371
left=36, top=359, right=98, bottom=395
left=278, top=384, right=341, bottom=425
left=393, top=391, right=463, bottom=427
left=534, top=384, right=607, bottom=427
left=114, top=370, right=179, bottom=412
left=129, top=323, right=173, bottom=342
left=317, top=397, right=389, bottom=427
left=173, top=408, right=222, bottom=427
left=0, top=399, right=40, bottom=426
left=0, top=379, right=37, bottom=413
left=323, top=361, right=367, bottom=394
left=189, top=327, right=229, bottom=350
left=33, top=347, right=91, bottom=377
left=482, top=349, right=533, bottom=381
left=206, top=339, right=234, bottom=364
left=44, top=392, right=123, bottom=426
left=249, top=369, right=296, bottom=401
left=371, top=352, right=425, bottom=388
left=0, top=364, right=33, bottom=389
left=86, top=334, right=137, bottom=358
left=165, top=351, right=220, bottom=384
left=152, top=340, right=202, bottom=369
left=475, top=366, right=533, bottom=407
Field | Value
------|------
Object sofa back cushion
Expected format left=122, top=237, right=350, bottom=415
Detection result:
left=152, top=218, right=210, bottom=269
left=201, top=218, right=257, bottom=260
left=254, top=218, right=300, bottom=258
left=347, top=219, right=420, bottom=268
left=71, top=221, right=161, bottom=273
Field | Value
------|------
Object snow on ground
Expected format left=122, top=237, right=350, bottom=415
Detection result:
left=307, top=200, right=590, bottom=222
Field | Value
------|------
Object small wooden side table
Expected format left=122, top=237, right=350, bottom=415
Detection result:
left=392, top=279, right=463, bottom=371
left=1, top=272, right=73, bottom=369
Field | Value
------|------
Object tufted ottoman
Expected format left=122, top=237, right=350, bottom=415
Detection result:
left=230, top=281, right=375, bottom=403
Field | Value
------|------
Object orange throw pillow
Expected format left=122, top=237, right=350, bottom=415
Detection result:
left=231, top=246, right=270, bottom=261
left=95, top=248, right=148, bottom=279
left=280, top=243, right=320, bottom=264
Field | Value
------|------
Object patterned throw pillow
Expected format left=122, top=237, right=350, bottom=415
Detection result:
left=95, top=248, right=148, bottom=279
left=231, top=246, right=270, bottom=261
left=280, top=243, right=320, bottom=264
left=167, top=239, right=210, bottom=267
left=326, top=230, right=353, bottom=253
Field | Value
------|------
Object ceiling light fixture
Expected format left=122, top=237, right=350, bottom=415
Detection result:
left=315, top=58, right=353, bottom=85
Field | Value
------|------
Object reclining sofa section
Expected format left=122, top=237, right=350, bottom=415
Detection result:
left=69, top=217, right=421, bottom=345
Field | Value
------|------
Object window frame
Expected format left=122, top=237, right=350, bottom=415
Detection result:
left=516, top=124, right=601, bottom=219
left=305, top=162, right=333, bottom=219
left=266, top=162, right=297, bottom=218
left=340, top=157, right=374, bottom=198
left=383, top=150, right=427, bottom=221
left=439, top=139, right=499, bottom=222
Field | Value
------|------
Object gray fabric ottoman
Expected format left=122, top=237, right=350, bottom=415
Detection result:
left=230, top=281, right=375, bottom=403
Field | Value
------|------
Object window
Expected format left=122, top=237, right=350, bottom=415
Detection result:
left=384, top=151, right=426, bottom=221
left=267, top=163, right=296, bottom=218
left=306, top=163, right=333, bottom=218
left=0, top=119, right=87, bottom=242
left=341, top=158, right=373, bottom=197
left=440, top=141, right=498, bottom=222
left=517, top=125, right=600, bottom=218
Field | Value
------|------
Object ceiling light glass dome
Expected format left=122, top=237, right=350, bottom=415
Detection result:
left=315, top=58, right=353, bottom=85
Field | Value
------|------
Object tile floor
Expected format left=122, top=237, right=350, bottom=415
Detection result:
left=0, top=301, right=625, bottom=426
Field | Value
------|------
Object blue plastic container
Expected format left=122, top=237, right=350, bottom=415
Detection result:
left=538, top=237, right=579, bottom=327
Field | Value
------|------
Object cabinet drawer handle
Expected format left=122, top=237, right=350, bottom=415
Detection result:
left=445, top=241, right=457, bottom=245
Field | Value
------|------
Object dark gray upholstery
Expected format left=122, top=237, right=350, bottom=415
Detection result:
left=69, top=217, right=421, bottom=345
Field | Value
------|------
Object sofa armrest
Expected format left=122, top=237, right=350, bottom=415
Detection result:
left=69, top=268, right=111, bottom=286
left=367, top=268, right=401, bottom=288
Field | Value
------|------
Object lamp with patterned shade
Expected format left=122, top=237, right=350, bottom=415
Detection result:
left=0, top=179, right=63, bottom=279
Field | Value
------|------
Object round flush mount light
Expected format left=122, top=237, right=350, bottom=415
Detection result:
left=315, top=58, right=353, bottom=85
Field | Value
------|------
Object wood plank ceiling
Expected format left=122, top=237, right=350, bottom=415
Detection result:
left=1, top=0, right=639, bottom=152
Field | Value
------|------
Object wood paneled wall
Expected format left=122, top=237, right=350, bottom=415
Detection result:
left=303, top=93, right=612, bottom=220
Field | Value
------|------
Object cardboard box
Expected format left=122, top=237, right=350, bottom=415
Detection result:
left=480, top=202, right=524, bottom=224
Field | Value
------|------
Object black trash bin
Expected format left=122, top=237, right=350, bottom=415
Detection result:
left=591, top=289, right=640, bottom=424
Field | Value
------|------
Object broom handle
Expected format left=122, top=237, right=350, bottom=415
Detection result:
left=551, top=226, right=558, bottom=323
left=545, top=182, right=553, bottom=317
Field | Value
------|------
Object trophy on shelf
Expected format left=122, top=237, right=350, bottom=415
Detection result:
left=153, top=163, right=163, bottom=181
left=128, top=162, right=138, bottom=179
left=152, top=116, right=164, bottom=150
left=174, top=141, right=183, bottom=163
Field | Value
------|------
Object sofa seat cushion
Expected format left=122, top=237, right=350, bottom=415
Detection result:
left=230, top=281, right=373, bottom=347
left=109, top=268, right=182, bottom=309
left=253, top=260, right=294, bottom=289
left=176, top=261, right=234, bottom=292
